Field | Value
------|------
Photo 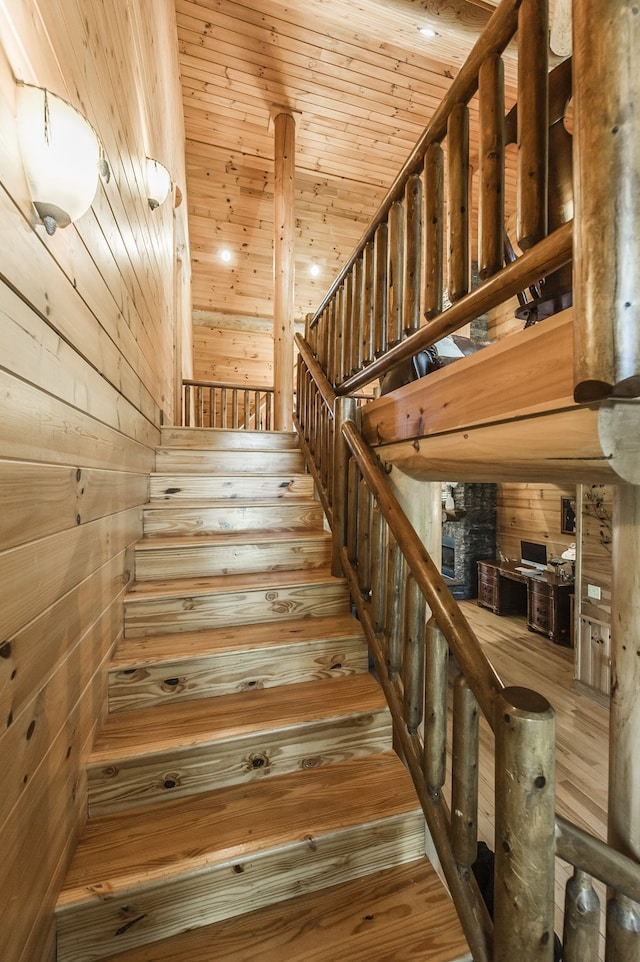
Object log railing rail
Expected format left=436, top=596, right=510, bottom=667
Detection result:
left=182, top=379, right=274, bottom=431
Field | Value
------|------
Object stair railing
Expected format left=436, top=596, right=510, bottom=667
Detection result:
left=295, top=346, right=640, bottom=961
left=182, top=379, right=274, bottom=430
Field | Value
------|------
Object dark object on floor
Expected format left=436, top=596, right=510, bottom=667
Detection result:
left=472, top=841, right=563, bottom=961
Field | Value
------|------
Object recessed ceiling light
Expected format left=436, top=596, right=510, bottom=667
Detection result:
left=310, top=263, right=321, bottom=277
left=419, top=26, right=438, bottom=38
left=220, top=248, right=232, bottom=263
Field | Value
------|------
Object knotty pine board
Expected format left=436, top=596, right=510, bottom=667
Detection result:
left=141, top=499, right=324, bottom=537
left=496, top=481, right=576, bottom=563
left=193, top=325, right=273, bottom=387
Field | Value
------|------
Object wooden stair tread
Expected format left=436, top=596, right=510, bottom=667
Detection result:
left=111, top=614, right=364, bottom=667
left=125, top=566, right=341, bottom=601
left=91, top=674, right=387, bottom=762
left=134, top=529, right=330, bottom=551
left=101, top=859, right=470, bottom=962
left=58, top=752, right=422, bottom=907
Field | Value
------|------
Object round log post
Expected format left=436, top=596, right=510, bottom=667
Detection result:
left=573, top=1, right=640, bottom=401
left=562, top=869, right=600, bottom=962
left=373, top=222, right=389, bottom=356
left=424, top=142, right=444, bottom=319
left=331, top=396, right=358, bottom=576
left=385, top=536, right=405, bottom=681
left=388, top=200, right=405, bottom=346
left=273, top=110, right=296, bottom=430
left=607, top=482, right=640, bottom=961
left=494, top=686, right=556, bottom=962
left=478, top=53, right=505, bottom=279
left=451, top=674, right=479, bottom=870
left=361, top=240, right=375, bottom=365
left=403, top=574, right=426, bottom=734
left=404, top=174, right=422, bottom=335
left=424, top=617, right=448, bottom=794
left=516, top=0, right=548, bottom=251
left=447, top=102, right=470, bottom=302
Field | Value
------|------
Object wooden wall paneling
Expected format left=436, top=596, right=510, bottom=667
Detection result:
left=579, top=483, right=613, bottom=624
left=0, top=369, right=156, bottom=472
left=192, top=325, right=273, bottom=386
left=0, top=549, right=130, bottom=733
left=0, top=461, right=148, bottom=552
left=0, top=506, right=141, bottom=643
left=496, top=481, right=577, bottom=563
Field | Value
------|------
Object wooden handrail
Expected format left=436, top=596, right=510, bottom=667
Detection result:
left=183, top=378, right=273, bottom=393
left=341, top=418, right=504, bottom=720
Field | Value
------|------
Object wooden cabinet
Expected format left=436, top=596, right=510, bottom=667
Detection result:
left=477, top=560, right=573, bottom=646
left=527, top=577, right=572, bottom=646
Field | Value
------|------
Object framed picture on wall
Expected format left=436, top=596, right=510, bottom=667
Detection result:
left=561, top=496, right=576, bottom=535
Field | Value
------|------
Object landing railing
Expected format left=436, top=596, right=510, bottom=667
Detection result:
left=182, top=379, right=274, bottom=431
left=294, top=0, right=640, bottom=958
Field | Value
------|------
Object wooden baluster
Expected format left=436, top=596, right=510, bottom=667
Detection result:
left=183, top=384, right=191, bottom=427
left=562, top=869, right=600, bottom=962
left=388, top=200, right=405, bottom=346
left=403, top=574, right=426, bottom=734
left=351, top=254, right=363, bottom=375
left=494, top=687, right=555, bottom=962
left=332, top=397, right=358, bottom=576
left=243, top=389, right=250, bottom=430
left=329, top=298, right=339, bottom=386
left=448, top=102, right=470, bottom=302
left=424, top=142, right=444, bottom=319
left=573, top=0, right=640, bottom=400
left=362, top=239, right=375, bottom=365
left=357, top=481, right=372, bottom=595
left=516, top=0, right=549, bottom=250
left=336, top=285, right=346, bottom=384
left=265, top=391, right=272, bottom=430
left=373, top=221, right=388, bottom=356
left=195, top=386, right=203, bottom=427
left=385, top=536, right=405, bottom=681
left=220, top=388, right=228, bottom=429
left=232, top=388, right=239, bottom=429
left=342, top=274, right=353, bottom=384
left=211, top=387, right=217, bottom=428
left=478, top=53, right=505, bottom=280
left=370, top=504, right=388, bottom=634
left=253, top=391, right=259, bottom=429
left=424, top=617, right=448, bottom=793
left=404, top=174, right=422, bottom=335
left=451, top=675, right=479, bottom=870
left=346, top=457, right=359, bottom=567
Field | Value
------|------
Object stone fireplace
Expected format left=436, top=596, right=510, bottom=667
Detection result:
left=442, top=483, right=497, bottom=599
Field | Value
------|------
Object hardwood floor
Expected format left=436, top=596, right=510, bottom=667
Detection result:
left=454, top=600, right=610, bottom=958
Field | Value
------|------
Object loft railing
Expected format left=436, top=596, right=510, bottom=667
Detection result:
left=294, top=0, right=640, bottom=959
left=182, top=379, right=274, bottom=431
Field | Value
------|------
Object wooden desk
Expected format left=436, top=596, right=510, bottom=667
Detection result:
left=477, top=560, right=573, bottom=646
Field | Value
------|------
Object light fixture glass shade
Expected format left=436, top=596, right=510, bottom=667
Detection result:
left=17, top=84, right=100, bottom=234
left=146, top=157, right=172, bottom=210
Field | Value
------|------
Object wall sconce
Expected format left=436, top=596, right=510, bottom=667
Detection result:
left=16, top=83, right=102, bottom=235
left=146, top=157, right=171, bottom=210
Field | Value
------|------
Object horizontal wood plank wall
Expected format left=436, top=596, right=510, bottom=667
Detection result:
left=193, top=324, right=274, bottom=386
left=496, top=482, right=577, bottom=563
left=0, top=2, right=189, bottom=960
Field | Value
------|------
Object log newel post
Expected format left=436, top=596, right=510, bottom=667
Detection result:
left=607, top=482, right=640, bottom=962
left=573, top=1, right=640, bottom=402
left=273, top=109, right=296, bottom=430
left=494, top=686, right=555, bottom=962
left=331, top=397, right=358, bottom=577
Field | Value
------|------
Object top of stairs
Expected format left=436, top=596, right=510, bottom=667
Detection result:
left=160, top=427, right=299, bottom=451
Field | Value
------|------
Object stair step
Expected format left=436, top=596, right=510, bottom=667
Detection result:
left=100, top=859, right=471, bottom=962
left=149, top=472, right=314, bottom=502
left=142, top=498, right=324, bottom=537
left=56, top=753, right=425, bottom=962
left=123, top=567, right=351, bottom=637
left=133, top=529, right=332, bottom=581
left=88, top=674, right=391, bottom=814
left=108, top=614, right=367, bottom=712
left=155, top=448, right=305, bottom=475
left=159, top=427, right=299, bottom=451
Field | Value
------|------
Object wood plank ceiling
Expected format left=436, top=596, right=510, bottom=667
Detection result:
left=176, top=0, right=532, bottom=322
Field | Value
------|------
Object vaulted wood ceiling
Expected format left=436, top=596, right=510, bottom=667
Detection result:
left=176, top=0, right=545, bottom=323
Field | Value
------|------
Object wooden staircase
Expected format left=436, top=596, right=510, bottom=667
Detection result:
left=55, top=428, right=470, bottom=962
